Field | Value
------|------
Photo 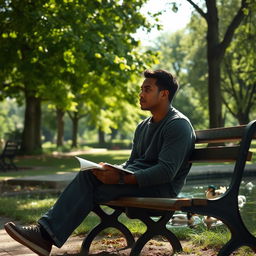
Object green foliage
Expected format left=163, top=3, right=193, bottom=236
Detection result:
left=0, top=98, right=24, bottom=140
left=190, top=225, right=230, bottom=249
left=222, top=3, right=256, bottom=124
left=0, top=0, right=159, bottom=152
left=149, top=0, right=256, bottom=128
left=0, top=196, right=57, bottom=224
left=150, top=27, right=208, bottom=129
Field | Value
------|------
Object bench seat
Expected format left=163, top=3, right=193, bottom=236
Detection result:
left=80, top=120, right=256, bottom=256
left=106, top=197, right=208, bottom=211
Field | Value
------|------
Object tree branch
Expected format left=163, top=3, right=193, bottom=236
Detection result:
left=218, top=0, right=248, bottom=58
left=222, top=94, right=236, bottom=117
left=245, top=84, right=256, bottom=114
left=185, top=0, right=207, bottom=19
left=0, top=82, right=25, bottom=92
left=224, top=58, right=239, bottom=103
left=67, top=111, right=74, bottom=120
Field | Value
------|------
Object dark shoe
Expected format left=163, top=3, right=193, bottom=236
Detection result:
left=4, top=222, right=52, bottom=256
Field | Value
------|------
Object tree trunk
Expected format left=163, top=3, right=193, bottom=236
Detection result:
left=21, top=94, right=42, bottom=154
left=207, top=57, right=223, bottom=128
left=110, top=128, right=118, bottom=140
left=187, top=0, right=248, bottom=128
left=71, top=113, right=79, bottom=148
left=206, top=0, right=223, bottom=128
left=98, top=128, right=105, bottom=145
left=56, top=109, right=65, bottom=147
left=237, top=113, right=249, bottom=125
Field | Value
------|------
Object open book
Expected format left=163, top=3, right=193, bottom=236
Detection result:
left=75, top=156, right=134, bottom=174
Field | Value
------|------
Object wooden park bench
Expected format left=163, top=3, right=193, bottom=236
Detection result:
left=0, top=140, right=20, bottom=171
left=80, top=120, right=256, bottom=256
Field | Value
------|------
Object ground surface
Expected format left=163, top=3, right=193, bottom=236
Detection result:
left=1, top=215, right=253, bottom=256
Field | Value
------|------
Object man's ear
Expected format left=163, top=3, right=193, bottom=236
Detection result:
left=160, top=90, right=169, bottom=100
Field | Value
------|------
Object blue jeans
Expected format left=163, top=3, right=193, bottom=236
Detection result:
left=38, top=171, right=174, bottom=247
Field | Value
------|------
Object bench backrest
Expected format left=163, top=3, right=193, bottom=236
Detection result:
left=2, top=141, right=20, bottom=158
left=190, top=120, right=256, bottom=194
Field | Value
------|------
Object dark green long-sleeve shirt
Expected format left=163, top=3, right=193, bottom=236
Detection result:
left=123, top=106, right=195, bottom=196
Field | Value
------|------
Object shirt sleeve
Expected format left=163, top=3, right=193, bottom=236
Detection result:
left=134, top=119, right=195, bottom=187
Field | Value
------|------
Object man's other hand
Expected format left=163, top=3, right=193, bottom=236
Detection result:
left=91, top=164, right=120, bottom=184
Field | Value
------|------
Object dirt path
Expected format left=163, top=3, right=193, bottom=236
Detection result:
left=0, top=216, right=249, bottom=256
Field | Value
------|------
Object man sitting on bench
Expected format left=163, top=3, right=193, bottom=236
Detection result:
left=4, top=69, right=195, bottom=256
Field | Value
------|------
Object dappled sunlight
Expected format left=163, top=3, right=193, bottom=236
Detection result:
left=16, top=198, right=56, bottom=211
left=56, top=170, right=78, bottom=175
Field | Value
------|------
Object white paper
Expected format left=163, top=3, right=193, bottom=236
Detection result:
left=75, top=156, right=134, bottom=174
left=75, top=156, right=103, bottom=171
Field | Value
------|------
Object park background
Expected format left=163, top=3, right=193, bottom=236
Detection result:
left=0, top=0, right=255, bottom=154
left=0, top=0, right=256, bottom=255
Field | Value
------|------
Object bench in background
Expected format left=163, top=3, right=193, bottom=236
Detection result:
left=80, top=120, right=256, bottom=256
left=0, top=140, right=20, bottom=172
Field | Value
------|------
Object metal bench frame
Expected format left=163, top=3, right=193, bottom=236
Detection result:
left=0, top=140, right=20, bottom=171
left=80, top=120, right=256, bottom=256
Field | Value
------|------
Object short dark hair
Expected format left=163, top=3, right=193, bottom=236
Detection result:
left=143, top=69, right=179, bottom=102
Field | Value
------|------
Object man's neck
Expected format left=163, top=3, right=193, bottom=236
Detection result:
left=151, top=105, right=170, bottom=123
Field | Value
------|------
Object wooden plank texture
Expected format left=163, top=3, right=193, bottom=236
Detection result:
left=105, top=197, right=209, bottom=211
left=106, top=197, right=193, bottom=211
left=195, top=125, right=246, bottom=143
left=189, top=146, right=252, bottom=162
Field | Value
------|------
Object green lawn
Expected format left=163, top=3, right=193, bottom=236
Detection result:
left=0, top=149, right=131, bottom=180
left=0, top=194, right=255, bottom=255
left=0, top=148, right=255, bottom=255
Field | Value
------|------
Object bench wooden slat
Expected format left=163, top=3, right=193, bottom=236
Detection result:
left=106, top=197, right=193, bottom=211
left=189, top=146, right=252, bottom=162
left=106, top=197, right=209, bottom=211
left=192, top=198, right=208, bottom=206
left=195, top=125, right=247, bottom=143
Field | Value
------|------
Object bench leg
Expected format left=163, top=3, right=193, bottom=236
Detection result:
left=80, top=205, right=135, bottom=256
left=183, top=196, right=256, bottom=256
left=216, top=220, right=256, bottom=256
left=0, top=160, right=7, bottom=172
left=9, top=159, right=18, bottom=171
left=217, top=236, right=256, bottom=256
left=127, top=208, right=182, bottom=256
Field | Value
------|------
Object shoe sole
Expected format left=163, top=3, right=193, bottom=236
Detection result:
left=4, top=222, right=50, bottom=256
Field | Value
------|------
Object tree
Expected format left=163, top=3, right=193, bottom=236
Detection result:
left=150, top=29, right=209, bottom=129
left=0, top=0, right=157, bottom=154
left=222, top=6, right=256, bottom=124
left=66, top=70, right=151, bottom=147
left=0, top=98, right=24, bottom=141
left=184, top=0, right=250, bottom=128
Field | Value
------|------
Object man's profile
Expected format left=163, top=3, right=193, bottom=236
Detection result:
left=4, top=69, right=195, bottom=256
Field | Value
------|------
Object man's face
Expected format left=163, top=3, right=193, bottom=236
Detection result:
left=139, top=78, right=164, bottom=111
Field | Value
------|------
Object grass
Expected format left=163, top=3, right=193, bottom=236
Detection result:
left=0, top=195, right=218, bottom=240
left=0, top=149, right=131, bottom=180
left=0, top=195, right=254, bottom=256
left=0, top=195, right=146, bottom=236
left=0, top=194, right=255, bottom=255
left=0, top=147, right=256, bottom=255
left=1, top=141, right=255, bottom=180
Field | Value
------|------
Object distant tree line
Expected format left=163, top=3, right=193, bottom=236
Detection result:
left=152, top=0, right=256, bottom=127
left=0, top=0, right=158, bottom=154
left=0, top=0, right=255, bottom=155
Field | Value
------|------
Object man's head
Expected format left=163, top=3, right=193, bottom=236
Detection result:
left=139, top=69, right=179, bottom=111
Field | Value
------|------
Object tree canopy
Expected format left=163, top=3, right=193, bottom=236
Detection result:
left=0, top=0, right=157, bottom=153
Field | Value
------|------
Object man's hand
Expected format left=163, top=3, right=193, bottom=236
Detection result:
left=91, top=164, right=120, bottom=184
